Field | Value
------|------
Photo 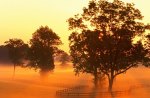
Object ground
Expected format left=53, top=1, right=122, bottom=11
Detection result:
left=0, top=63, right=150, bottom=98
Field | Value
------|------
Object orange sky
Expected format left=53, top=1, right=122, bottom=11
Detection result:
left=0, top=0, right=150, bottom=52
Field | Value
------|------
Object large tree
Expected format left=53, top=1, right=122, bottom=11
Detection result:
left=27, top=26, right=62, bottom=72
left=145, top=34, right=150, bottom=61
left=5, top=39, right=28, bottom=75
left=68, top=0, right=150, bottom=91
left=69, top=30, right=105, bottom=86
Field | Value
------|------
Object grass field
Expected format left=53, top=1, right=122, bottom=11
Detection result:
left=0, top=63, right=149, bottom=98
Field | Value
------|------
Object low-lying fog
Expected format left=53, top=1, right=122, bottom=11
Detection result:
left=0, top=63, right=149, bottom=98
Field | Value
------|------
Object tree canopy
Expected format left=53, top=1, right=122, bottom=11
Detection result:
left=58, top=51, right=70, bottom=65
left=5, top=38, right=28, bottom=75
left=5, top=38, right=28, bottom=66
left=68, top=0, right=150, bottom=90
left=27, top=26, right=62, bottom=72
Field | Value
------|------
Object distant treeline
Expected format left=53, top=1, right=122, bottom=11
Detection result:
left=0, top=45, right=11, bottom=64
left=0, top=44, right=71, bottom=64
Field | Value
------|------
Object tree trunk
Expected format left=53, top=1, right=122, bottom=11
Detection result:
left=94, top=70, right=98, bottom=87
left=50, top=56, right=55, bottom=69
left=13, top=64, right=16, bottom=78
left=108, top=77, right=114, bottom=91
left=108, top=70, right=114, bottom=91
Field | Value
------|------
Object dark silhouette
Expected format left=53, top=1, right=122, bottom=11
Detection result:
left=147, top=34, right=150, bottom=39
left=145, top=34, right=150, bottom=65
left=0, top=45, right=10, bottom=64
left=5, top=39, right=28, bottom=75
left=58, top=51, right=70, bottom=65
left=27, top=26, right=62, bottom=72
left=69, top=30, right=105, bottom=86
left=146, top=34, right=150, bottom=49
left=68, top=0, right=150, bottom=91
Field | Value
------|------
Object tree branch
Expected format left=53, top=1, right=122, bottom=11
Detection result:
left=114, top=63, right=136, bottom=77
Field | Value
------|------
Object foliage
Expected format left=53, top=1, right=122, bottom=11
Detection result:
left=58, top=51, right=70, bottom=64
left=5, top=38, right=28, bottom=76
left=5, top=38, right=28, bottom=66
left=27, top=26, right=62, bottom=71
left=68, top=0, right=150, bottom=90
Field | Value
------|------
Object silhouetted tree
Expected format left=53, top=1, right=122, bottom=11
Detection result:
left=145, top=34, right=150, bottom=63
left=146, top=34, right=150, bottom=49
left=68, top=0, right=150, bottom=91
left=27, top=26, right=62, bottom=72
left=0, top=45, right=10, bottom=63
left=5, top=39, right=28, bottom=75
left=58, top=51, right=70, bottom=65
left=69, top=30, right=105, bottom=86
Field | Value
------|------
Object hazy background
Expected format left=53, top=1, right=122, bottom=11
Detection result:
left=0, top=0, right=150, bottom=52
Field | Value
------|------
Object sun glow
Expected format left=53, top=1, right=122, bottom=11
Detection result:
left=0, top=0, right=149, bottom=52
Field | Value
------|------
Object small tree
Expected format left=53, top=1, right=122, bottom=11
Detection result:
left=68, top=0, right=150, bottom=91
left=58, top=51, right=70, bottom=65
left=27, top=26, right=62, bottom=72
left=5, top=39, right=28, bottom=75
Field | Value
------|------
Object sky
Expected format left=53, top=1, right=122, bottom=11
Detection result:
left=0, top=0, right=150, bottom=52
